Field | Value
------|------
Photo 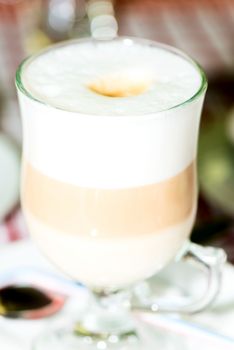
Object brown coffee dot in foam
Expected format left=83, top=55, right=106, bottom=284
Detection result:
left=87, top=71, right=152, bottom=98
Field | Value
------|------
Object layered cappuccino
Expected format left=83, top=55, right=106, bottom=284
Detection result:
left=18, top=38, right=204, bottom=288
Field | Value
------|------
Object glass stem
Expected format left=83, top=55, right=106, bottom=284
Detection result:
left=74, top=289, right=136, bottom=341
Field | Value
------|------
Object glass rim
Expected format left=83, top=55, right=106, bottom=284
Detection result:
left=15, top=36, right=208, bottom=118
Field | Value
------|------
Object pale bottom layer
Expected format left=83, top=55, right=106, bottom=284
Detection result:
left=25, top=209, right=196, bottom=289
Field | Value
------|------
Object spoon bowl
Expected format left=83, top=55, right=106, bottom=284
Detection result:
left=0, top=284, right=66, bottom=319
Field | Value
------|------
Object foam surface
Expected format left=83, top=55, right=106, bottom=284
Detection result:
left=22, top=39, right=202, bottom=116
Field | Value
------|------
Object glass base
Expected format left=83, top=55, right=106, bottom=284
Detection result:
left=33, top=320, right=185, bottom=350
left=32, top=289, right=187, bottom=350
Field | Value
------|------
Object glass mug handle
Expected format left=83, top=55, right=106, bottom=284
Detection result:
left=133, top=242, right=227, bottom=314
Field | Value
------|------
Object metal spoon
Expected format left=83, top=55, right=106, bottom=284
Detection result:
left=0, top=284, right=66, bottom=319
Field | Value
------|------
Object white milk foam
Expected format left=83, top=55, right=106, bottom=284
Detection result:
left=20, top=92, right=202, bottom=188
left=19, top=40, right=203, bottom=189
left=22, top=39, right=201, bottom=116
left=18, top=39, right=204, bottom=287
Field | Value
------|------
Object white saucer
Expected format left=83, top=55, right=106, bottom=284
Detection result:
left=0, top=240, right=233, bottom=349
left=0, top=133, right=20, bottom=221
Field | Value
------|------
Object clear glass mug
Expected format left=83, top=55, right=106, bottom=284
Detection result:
left=16, top=37, right=226, bottom=349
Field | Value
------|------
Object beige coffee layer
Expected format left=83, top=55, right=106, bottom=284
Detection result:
left=22, top=161, right=196, bottom=237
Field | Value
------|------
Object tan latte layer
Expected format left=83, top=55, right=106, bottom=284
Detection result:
left=22, top=162, right=196, bottom=237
